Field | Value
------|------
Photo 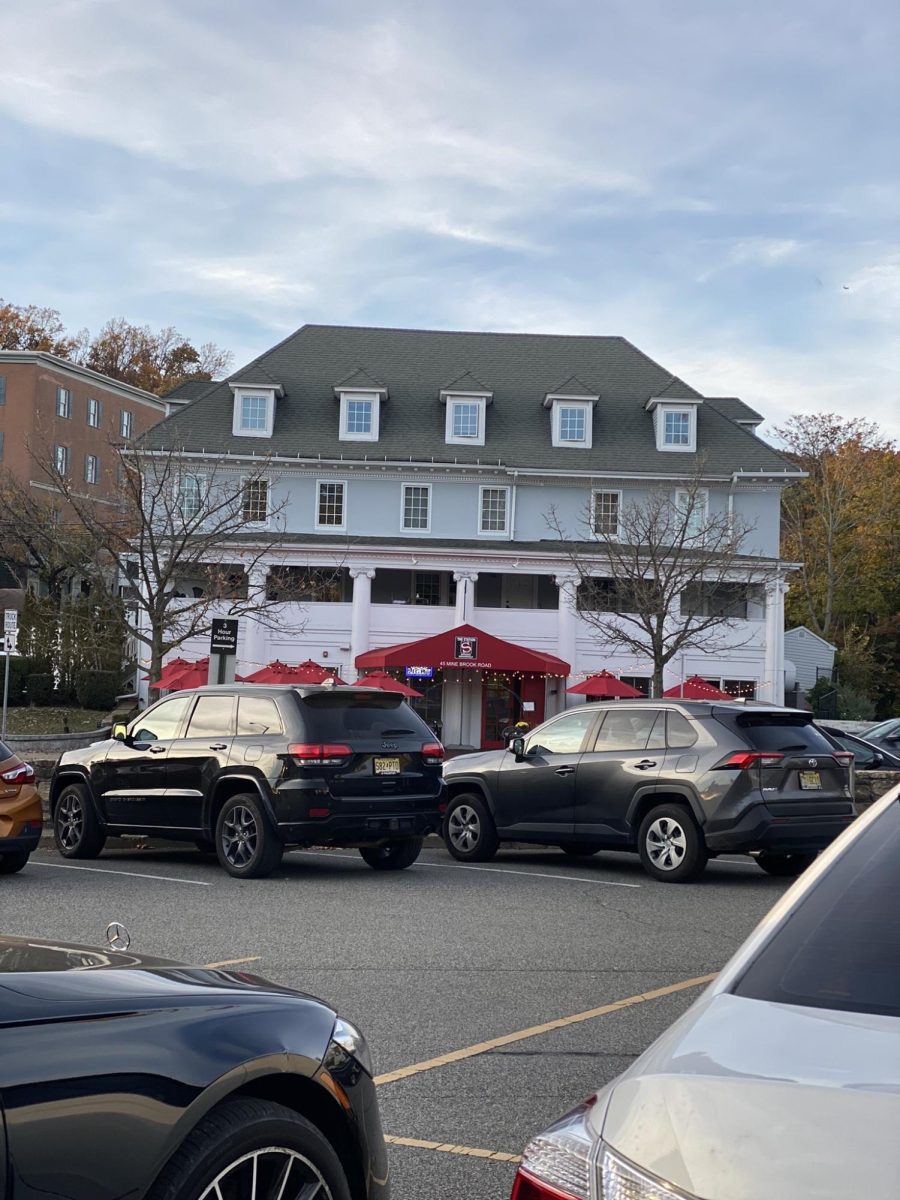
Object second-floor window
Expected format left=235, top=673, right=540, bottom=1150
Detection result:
left=84, top=454, right=99, bottom=485
left=87, top=397, right=101, bottom=427
left=593, top=490, right=621, bottom=539
left=550, top=398, right=593, bottom=448
left=317, top=481, right=345, bottom=529
left=55, top=444, right=69, bottom=475
left=242, top=479, right=269, bottom=524
left=56, top=386, right=71, bottom=419
left=402, top=484, right=430, bottom=531
left=479, top=485, right=510, bottom=536
left=445, top=395, right=487, bottom=446
left=674, top=488, right=709, bottom=539
left=664, top=410, right=691, bottom=447
left=120, top=410, right=133, bottom=439
left=177, top=475, right=203, bottom=520
left=338, top=392, right=380, bottom=441
left=240, top=394, right=268, bottom=431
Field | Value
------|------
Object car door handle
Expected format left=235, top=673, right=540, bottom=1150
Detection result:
left=147, top=744, right=166, bottom=754
left=208, top=743, right=228, bottom=751
left=634, top=759, right=657, bottom=770
left=555, top=766, right=576, bottom=776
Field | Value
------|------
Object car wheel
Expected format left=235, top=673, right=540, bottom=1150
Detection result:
left=638, top=804, right=708, bottom=883
left=755, top=851, right=817, bottom=877
left=146, top=1096, right=352, bottom=1200
left=444, top=793, right=499, bottom=862
left=54, top=784, right=107, bottom=859
left=215, top=794, right=283, bottom=879
left=0, top=850, right=29, bottom=874
left=559, top=844, right=600, bottom=857
left=359, top=836, right=424, bottom=870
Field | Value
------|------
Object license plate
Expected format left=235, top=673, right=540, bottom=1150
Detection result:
left=799, top=771, right=822, bottom=790
left=374, top=757, right=401, bottom=776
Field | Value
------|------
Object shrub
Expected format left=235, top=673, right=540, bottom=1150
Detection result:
left=75, top=669, right=121, bottom=712
left=26, top=674, right=56, bottom=706
left=2, top=656, right=51, bottom=706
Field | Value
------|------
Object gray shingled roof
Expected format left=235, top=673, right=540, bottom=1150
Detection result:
left=441, top=369, right=492, bottom=394
left=147, top=325, right=795, bottom=476
left=705, top=396, right=764, bottom=424
left=160, top=378, right=221, bottom=403
left=333, top=366, right=387, bottom=393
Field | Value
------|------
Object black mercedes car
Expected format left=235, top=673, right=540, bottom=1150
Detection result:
left=0, top=932, right=388, bottom=1199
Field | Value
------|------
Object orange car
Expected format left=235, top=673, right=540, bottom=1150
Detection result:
left=0, top=743, right=41, bottom=875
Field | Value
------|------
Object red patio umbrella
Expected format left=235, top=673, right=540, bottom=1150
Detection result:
left=567, top=670, right=643, bottom=699
left=243, top=660, right=347, bottom=685
left=353, top=670, right=423, bottom=698
left=164, top=658, right=213, bottom=691
left=664, top=675, right=731, bottom=700
left=147, top=657, right=193, bottom=688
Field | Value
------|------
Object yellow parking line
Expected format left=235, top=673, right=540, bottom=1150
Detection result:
left=384, top=1134, right=521, bottom=1163
left=202, top=956, right=262, bottom=969
left=374, top=973, right=715, bottom=1086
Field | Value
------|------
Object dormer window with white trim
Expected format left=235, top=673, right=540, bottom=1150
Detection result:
left=445, top=395, right=487, bottom=446
left=548, top=398, right=594, bottom=448
left=339, top=391, right=380, bottom=442
left=646, top=396, right=701, bottom=453
left=230, top=381, right=283, bottom=439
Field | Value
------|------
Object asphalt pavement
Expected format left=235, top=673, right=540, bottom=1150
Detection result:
left=2, top=842, right=792, bottom=1199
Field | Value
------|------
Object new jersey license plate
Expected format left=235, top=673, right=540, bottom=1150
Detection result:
left=799, top=770, right=822, bottom=790
left=374, top=757, right=401, bottom=775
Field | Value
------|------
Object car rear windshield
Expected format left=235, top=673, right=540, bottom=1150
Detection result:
left=297, top=692, right=432, bottom=741
left=0, top=741, right=11, bottom=761
left=734, top=799, right=900, bottom=1018
left=720, top=713, right=838, bottom=754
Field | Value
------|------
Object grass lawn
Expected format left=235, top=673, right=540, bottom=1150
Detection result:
left=3, top=707, right=110, bottom=735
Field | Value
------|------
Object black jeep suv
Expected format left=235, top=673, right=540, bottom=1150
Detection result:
left=442, top=699, right=856, bottom=882
left=51, top=684, right=446, bottom=878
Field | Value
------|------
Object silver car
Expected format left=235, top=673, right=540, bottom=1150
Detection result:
left=511, top=783, right=900, bottom=1199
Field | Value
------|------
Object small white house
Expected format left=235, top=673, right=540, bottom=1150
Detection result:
left=784, top=626, right=836, bottom=694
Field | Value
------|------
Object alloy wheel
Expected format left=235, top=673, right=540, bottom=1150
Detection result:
left=645, top=816, right=687, bottom=872
left=198, top=1146, right=332, bottom=1200
left=221, top=805, right=258, bottom=868
left=448, top=804, right=480, bottom=852
left=57, top=794, right=84, bottom=851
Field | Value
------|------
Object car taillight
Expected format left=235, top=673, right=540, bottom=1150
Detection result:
left=832, top=751, right=854, bottom=767
left=421, top=741, right=445, bottom=764
left=288, top=743, right=353, bottom=766
left=715, top=750, right=784, bottom=769
left=511, top=1170, right=582, bottom=1199
left=511, top=1100, right=595, bottom=1200
left=2, top=762, right=35, bottom=784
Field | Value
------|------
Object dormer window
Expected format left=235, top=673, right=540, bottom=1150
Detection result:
left=543, top=379, right=598, bottom=449
left=339, top=391, right=380, bottom=442
left=445, top=395, right=487, bottom=445
left=646, top=396, right=701, bottom=453
left=230, top=381, right=283, bottom=439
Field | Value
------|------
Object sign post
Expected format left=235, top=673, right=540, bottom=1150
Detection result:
left=208, top=619, right=239, bottom=685
left=2, top=609, right=18, bottom=740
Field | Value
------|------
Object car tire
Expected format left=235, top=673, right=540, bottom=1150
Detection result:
left=359, top=836, right=424, bottom=870
left=444, top=793, right=499, bottom=862
left=638, top=804, right=708, bottom=883
left=54, top=784, right=107, bottom=859
left=559, top=844, right=600, bottom=858
left=145, top=1096, right=353, bottom=1200
left=215, top=794, right=283, bottom=879
left=0, top=850, right=29, bottom=874
left=755, top=851, right=817, bottom=877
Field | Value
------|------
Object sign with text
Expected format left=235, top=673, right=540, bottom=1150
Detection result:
left=209, top=618, right=239, bottom=655
left=4, top=609, right=18, bottom=634
left=454, top=636, right=478, bottom=661
left=405, top=666, right=435, bottom=680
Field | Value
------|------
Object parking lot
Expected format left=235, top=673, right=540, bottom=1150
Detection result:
left=2, top=841, right=792, bottom=1199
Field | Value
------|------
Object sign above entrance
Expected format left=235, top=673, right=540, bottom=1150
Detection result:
left=405, top=666, right=435, bottom=680
left=455, top=636, right=477, bottom=660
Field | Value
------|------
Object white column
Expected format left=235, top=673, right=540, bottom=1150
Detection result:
left=763, top=577, right=787, bottom=704
left=554, top=574, right=578, bottom=706
left=349, top=568, right=376, bottom=680
left=453, top=571, right=478, bottom=624
left=242, top=563, right=270, bottom=675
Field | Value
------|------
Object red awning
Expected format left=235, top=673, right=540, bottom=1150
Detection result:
left=355, top=623, right=570, bottom=675
left=567, top=671, right=644, bottom=698
left=664, top=675, right=731, bottom=700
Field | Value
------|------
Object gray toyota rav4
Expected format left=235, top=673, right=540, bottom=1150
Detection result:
left=442, top=700, right=856, bottom=882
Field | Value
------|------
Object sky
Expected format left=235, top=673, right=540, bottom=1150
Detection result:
left=1, top=0, right=898, bottom=439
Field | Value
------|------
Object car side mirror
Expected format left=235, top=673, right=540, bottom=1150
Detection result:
left=113, top=723, right=128, bottom=743
left=510, top=736, right=525, bottom=760
left=871, top=752, right=883, bottom=767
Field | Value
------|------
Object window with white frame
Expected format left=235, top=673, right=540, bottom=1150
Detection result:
left=242, top=479, right=269, bottom=524
left=402, top=484, right=430, bottom=531
left=674, top=488, right=709, bottom=539
left=240, top=395, right=268, bottom=431
left=231, top=387, right=277, bottom=438
left=177, top=474, right=203, bottom=521
left=87, top=397, right=101, bottom=427
left=56, top=386, right=71, bottom=419
left=84, top=453, right=99, bottom=485
left=316, top=481, right=345, bottom=529
left=445, top=395, right=487, bottom=446
left=592, top=490, right=621, bottom=539
left=479, top=485, right=510, bottom=535
left=652, top=402, right=697, bottom=452
left=339, top=392, right=379, bottom=442
left=549, top=398, right=593, bottom=448
left=54, top=444, right=69, bottom=474
left=120, top=410, right=133, bottom=439
left=663, top=409, right=691, bottom=447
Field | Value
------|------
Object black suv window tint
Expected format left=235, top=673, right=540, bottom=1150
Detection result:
left=238, top=696, right=284, bottom=736
left=525, top=710, right=595, bottom=756
left=299, top=692, right=431, bottom=739
left=666, top=711, right=698, bottom=749
left=133, top=696, right=191, bottom=742
left=732, top=714, right=837, bottom=754
left=734, top=800, right=900, bottom=1017
left=593, top=709, right=662, bottom=752
left=185, top=694, right=235, bottom=738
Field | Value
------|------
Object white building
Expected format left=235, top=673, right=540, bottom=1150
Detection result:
left=143, top=325, right=802, bottom=748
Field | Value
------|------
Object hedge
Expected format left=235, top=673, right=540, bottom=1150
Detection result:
left=75, top=669, right=121, bottom=712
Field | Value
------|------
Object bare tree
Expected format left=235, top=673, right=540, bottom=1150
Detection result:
left=548, top=471, right=781, bottom=696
